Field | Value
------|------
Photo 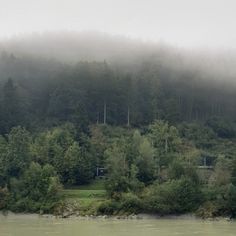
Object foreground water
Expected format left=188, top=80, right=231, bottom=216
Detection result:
left=1, top=214, right=236, bottom=236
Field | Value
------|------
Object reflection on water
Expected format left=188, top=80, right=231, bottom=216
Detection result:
left=0, top=214, right=236, bottom=236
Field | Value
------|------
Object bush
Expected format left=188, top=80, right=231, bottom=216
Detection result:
left=120, top=192, right=143, bottom=214
left=97, top=193, right=143, bottom=215
left=178, top=122, right=216, bottom=148
left=196, top=201, right=218, bottom=219
left=8, top=162, right=63, bottom=213
left=144, top=178, right=203, bottom=214
left=0, top=187, right=9, bottom=209
left=198, top=184, right=236, bottom=218
left=206, top=117, right=235, bottom=138
left=97, top=200, right=122, bottom=215
left=217, top=184, right=236, bottom=217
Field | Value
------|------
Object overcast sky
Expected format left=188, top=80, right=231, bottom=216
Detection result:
left=0, top=0, right=236, bottom=48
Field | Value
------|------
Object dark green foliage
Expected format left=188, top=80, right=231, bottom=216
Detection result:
left=119, top=192, right=143, bottom=213
left=231, top=159, right=236, bottom=185
left=0, top=136, right=7, bottom=187
left=168, top=160, right=185, bottom=180
left=222, top=184, right=236, bottom=217
left=101, top=122, right=205, bottom=216
left=5, top=126, right=31, bottom=179
left=0, top=79, right=21, bottom=133
left=8, top=162, right=62, bottom=213
left=148, top=120, right=181, bottom=167
left=0, top=125, right=95, bottom=213
left=0, top=53, right=236, bottom=217
left=98, top=200, right=122, bottom=215
left=104, top=131, right=157, bottom=197
left=196, top=156, right=236, bottom=218
left=105, top=144, right=131, bottom=197
left=98, top=193, right=143, bottom=215
left=199, top=184, right=236, bottom=218
left=144, top=178, right=203, bottom=214
left=64, top=142, right=94, bottom=185
left=206, top=117, right=236, bottom=138
left=1, top=57, right=236, bottom=132
left=168, top=160, right=200, bottom=184
left=0, top=187, right=9, bottom=209
left=31, top=124, right=94, bottom=185
left=179, top=122, right=216, bottom=149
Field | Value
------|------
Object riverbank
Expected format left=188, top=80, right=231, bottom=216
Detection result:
left=0, top=211, right=233, bottom=222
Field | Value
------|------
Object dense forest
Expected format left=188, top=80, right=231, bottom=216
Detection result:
left=1, top=32, right=236, bottom=217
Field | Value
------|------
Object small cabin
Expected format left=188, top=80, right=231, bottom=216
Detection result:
left=96, top=167, right=107, bottom=178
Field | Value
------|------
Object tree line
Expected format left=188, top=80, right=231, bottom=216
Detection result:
left=0, top=52, right=236, bottom=216
left=0, top=55, right=236, bottom=135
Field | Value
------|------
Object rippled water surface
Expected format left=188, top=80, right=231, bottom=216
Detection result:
left=1, top=214, right=236, bottom=236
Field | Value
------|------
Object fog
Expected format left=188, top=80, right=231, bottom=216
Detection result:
left=1, top=0, right=236, bottom=83
left=0, top=0, right=236, bottom=86
left=1, top=0, right=236, bottom=49
left=1, top=31, right=236, bottom=85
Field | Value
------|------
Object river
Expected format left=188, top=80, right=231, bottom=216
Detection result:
left=0, top=214, right=236, bottom=236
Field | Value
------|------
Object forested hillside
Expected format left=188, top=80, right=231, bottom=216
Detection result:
left=1, top=33, right=236, bottom=217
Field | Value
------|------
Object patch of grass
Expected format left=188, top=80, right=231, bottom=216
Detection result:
left=62, top=180, right=107, bottom=215
left=63, top=189, right=106, bottom=199
left=65, top=179, right=105, bottom=190
left=78, top=179, right=106, bottom=190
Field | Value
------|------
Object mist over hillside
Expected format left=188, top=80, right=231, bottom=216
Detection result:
left=0, top=31, right=236, bottom=85
left=0, top=31, right=235, bottom=130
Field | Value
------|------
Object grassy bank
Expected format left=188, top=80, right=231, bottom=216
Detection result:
left=62, top=180, right=106, bottom=216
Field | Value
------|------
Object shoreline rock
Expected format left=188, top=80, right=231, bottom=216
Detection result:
left=0, top=210, right=234, bottom=222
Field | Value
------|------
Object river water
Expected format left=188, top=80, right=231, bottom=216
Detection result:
left=0, top=214, right=236, bottom=236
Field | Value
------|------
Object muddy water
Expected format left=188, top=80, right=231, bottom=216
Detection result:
left=0, top=214, right=236, bottom=236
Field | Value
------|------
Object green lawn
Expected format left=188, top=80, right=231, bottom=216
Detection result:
left=62, top=180, right=106, bottom=211
left=75, top=179, right=106, bottom=190
left=63, top=189, right=106, bottom=199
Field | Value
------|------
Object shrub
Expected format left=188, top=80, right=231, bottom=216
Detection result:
left=120, top=192, right=143, bottom=214
left=97, top=200, right=121, bottom=215
left=8, top=162, right=63, bottom=213
left=206, top=117, right=235, bottom=138
left=0, top=187, right=9, bottom=209
left=144, top=178, right=203, bottom=214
